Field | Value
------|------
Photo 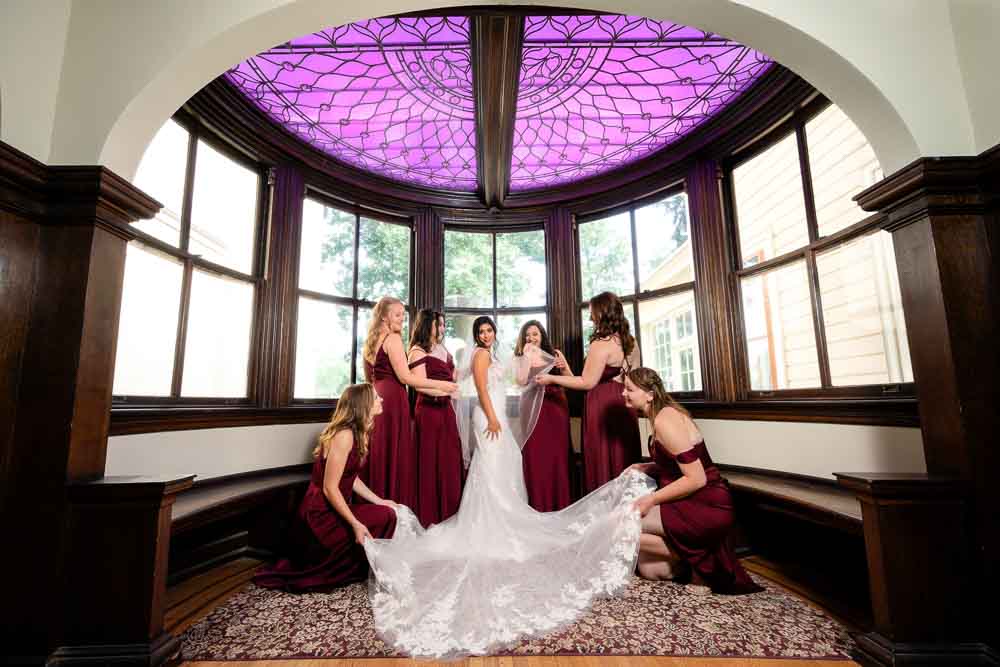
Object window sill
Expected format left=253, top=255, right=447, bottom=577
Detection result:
left=109, top=404, right=334, bottom=436
left=681, top=397, right=919, bottom=427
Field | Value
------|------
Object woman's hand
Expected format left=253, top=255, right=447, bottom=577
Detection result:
left=377, top=498, right=399, bottom=509
left=629, top=462, right=654, bottom=475
left=631, top=493, right=657, bottom=517
left=553, top=349, right=568, bottom=370
left=352, top=521, right=373, bottom=545
left=484, top=418, right=502, bottom=440
left=535, top=374, right=555, bottom=386
left=436, top=380, right=459, bottom=394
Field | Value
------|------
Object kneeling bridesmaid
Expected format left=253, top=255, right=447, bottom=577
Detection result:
left=254, top=383, right=398, bottom=592
left=622, top=367, right=761, bottom=595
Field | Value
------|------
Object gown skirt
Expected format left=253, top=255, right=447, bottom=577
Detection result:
left=520, top=367, right=572, bottom=512
left=364, top=345, right=417, bottom=508
left=410, top=354, right=464, bottom=527
left=581, top=364, right=641, bottom=494
left=254, top=447, right=397, bottom=592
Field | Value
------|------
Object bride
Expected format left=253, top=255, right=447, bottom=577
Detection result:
left=363, top=316, right=654, bottom=659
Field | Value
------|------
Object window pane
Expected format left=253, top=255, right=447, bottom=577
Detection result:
left=817, top=231, right=912, bottom=385
left=581, top=301, right=636, bottom=357
left=740, top=261, right=820, bottom=390
left=181, top=270, right=254, bottom=397
left=635, top=193, right=694, bottom=292
left=189, top=140, right=259, bottom=273
left=445, top=230, right=493, bottom=308
left=637, top=291, right=701, bottom=392
left=733, top=133, right=809, bottom=267
left=299, top=198, right=355, bottom=297
left=579, top=212, right=634, bottom=299
left=443, top=312, right=479, bottom=371
left=496, top=230, right=546, bottom=307
left=496, top=312, right=547, bottom=356
left=113, top=244, right=183, bottom=396
left=295, top=298, right=353, bottom=399
left=358, top=218, right=410, bottom=302
left=807, top=104, right=883, bottom=237
left=132, top=119, right=188, bottom=246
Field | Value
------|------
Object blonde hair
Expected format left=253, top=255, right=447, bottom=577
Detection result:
left=626, top=367, right=690, bottom=420
left=363, top=296, right=403, bottom=364
left=314, top=383, right=378, bottom=460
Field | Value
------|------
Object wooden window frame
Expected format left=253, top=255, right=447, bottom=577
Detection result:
left=575, top=184, right=704, bottom=400
left=722, top=99, right=916, bottom=401
left=112, top=117, right=269, bottom=408
left=290, top=188, right=415, bottom=407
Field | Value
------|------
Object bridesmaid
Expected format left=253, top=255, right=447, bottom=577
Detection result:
left=623, top=367, right=762, bottom=595
left=408, top=309, right=463, bottom=527
left=537, top=291, right=641, bottom=493
left=514, top=320, right=572, bottom=512
left=363, top=297, right=457, bottom=508
left=254, top=383, right=398, bottom=592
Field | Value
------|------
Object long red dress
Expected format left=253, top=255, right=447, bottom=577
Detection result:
left=649, top=438, right=762, bottom=594
left=253, top=446, right=397, bottom=592
left=364, top=343, right=416, bottom=508
left=521, top=366, right=571, bottom=512
left=581, top=364, right=641, bottom=493
left=410, top=354, right=464, bottom=527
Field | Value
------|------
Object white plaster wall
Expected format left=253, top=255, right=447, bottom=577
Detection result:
left=105, top=422, right=323, bottom=482
left=949, top=0, right=1000, bottom=153
left=0, top=0, right=72, bottom=162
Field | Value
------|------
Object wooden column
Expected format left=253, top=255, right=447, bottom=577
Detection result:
left=854, top=149, right=1000, bottom=663
left=835, top=474, right=976, bottom=666
left=49, top=475, right=194, bottom=666
left=413, top=207, right=444, bottom=311
left=544, top=206, right=582, bottom=372
left=253, top=164, right=303, bottom=407
left=686, top=159, right=744, bottom=402
left=0, top=144, right=162, bottom=663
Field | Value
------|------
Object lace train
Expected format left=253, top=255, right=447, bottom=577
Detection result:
left=364, top=417, right=654, bottom=658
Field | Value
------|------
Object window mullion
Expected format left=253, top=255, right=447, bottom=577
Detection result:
left=179, top=128, right=198, bottom=252
left=805, top=249, right=832, bottom=388
left=171, top=259, right=194, bottom=397
left=796, top=122, right=820, bottom=245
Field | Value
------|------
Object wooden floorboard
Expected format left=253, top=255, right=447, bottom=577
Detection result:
left=166, top=556, right=262, bottom=635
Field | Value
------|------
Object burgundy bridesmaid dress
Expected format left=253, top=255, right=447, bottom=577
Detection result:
left=253, top=446, right=396, bottom=592
left=581, top=364, right=641, bottom=493
left=648, top=438, right=762, bottom=594
left=521, top=366, right=571, bottom=512
left=410, top=354, right=464, bottom=527
left=364, top=343, right=417, bottom=507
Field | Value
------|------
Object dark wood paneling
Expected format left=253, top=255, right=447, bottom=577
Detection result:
left=109, top=405, right=332, bottom=435
left=687, top=160, right=742, bottom=402
left=544, top=207, right=582, bottom=369
left=684, top=397, right=919, bottom=427
left=413, top=207, right=445, bottom=310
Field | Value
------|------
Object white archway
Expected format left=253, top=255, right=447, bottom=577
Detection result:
left=42, top=0, right=961, bottom=179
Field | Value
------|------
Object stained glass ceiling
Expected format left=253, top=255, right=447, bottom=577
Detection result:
left=225, top=12, right=772, bottom=200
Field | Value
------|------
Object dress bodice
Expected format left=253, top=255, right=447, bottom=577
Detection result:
left=367, top=345, right=402, bottom=385
left=597, top=364, right=623, bottom=384
left=408, top=354, right=453, bottom=381
left=314, top=445, right=362, bottom=503
left=649, top=438, right=722, bottom=486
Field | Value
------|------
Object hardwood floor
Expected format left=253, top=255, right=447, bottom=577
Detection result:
left=171, top=560, right=860, bottom=667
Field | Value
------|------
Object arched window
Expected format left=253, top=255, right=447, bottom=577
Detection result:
left=728, top=102, right=912, bottom=393
left=293, top=194, right=412, bottom=400
left=577, top=190, right=701, bottom=394
left=114, top=119, right=264, bottom=401
left=443, top=227, right=547, bottom=362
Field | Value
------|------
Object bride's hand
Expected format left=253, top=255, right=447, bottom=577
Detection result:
left=484, top=418, right=502, bottom=440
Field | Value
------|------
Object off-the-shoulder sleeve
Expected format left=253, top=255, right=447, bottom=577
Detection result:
left=408, top=356, right=429, bottom=369
left=674, top=448, right=700, bottom=465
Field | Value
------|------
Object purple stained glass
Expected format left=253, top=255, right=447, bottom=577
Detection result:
left=510, top=15, right=773, bottom=191
left=226, top=17, right=477, bottom=191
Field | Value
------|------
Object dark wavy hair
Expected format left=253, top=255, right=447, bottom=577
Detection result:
left=588, top=291, right=636, bottom=358
left=471, top=315, right=498, bottom=356
left=408, top=308, right=440, bottom=354
left=514, top=319, right=554, bottom=356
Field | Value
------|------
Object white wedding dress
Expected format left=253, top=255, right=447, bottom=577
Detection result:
left=363, top=355, right=655, bottom=658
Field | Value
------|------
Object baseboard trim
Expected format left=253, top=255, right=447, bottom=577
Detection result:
left=854, top=631, right=999, bottom=666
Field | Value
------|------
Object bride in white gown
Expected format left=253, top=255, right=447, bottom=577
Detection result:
left=363, top=316, right=654, bottom=659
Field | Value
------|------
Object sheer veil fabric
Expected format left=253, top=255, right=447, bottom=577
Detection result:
left=363, top=343, right=655, bottom=658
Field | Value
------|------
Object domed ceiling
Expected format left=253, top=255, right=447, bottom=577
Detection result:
left=226, top=12, right=772, bottom=204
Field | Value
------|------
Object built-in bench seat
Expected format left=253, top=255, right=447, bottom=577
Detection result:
left=168, top=466, right=311, bottom=585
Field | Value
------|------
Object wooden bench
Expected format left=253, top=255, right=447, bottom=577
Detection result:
left=168, top=465, right=311, bottom=585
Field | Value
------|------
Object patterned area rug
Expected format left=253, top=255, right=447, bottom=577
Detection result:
left=182, top=574, right=855, bottom=660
